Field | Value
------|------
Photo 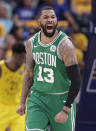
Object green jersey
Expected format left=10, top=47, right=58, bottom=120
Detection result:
left=30, top=31, right=71, bottom=93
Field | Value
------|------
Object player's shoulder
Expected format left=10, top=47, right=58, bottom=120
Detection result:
left=58, top=31, right=69, bottom=44
left=64, top=37, right=73, bottom=47
left=59, top=35, right=74, bottom=50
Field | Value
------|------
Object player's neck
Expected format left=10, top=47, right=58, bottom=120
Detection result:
left=40, top=30, right=58, bottom=45
left=5, top=58, right=20, bottom=72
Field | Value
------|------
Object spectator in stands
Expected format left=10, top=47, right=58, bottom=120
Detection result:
left=72, top=33, right=88, bottom=51
left=10, top=25, right=24, bottom=43
left=0, top=4, right=13, bottom=34
left=36, top=0, right=79, bottom=32
left=4, top=0, right=17, bottom=13
left=70, top=0, right=91, bottom=35
left=71, top=0, right=92, bottom=16
left=0, top=0, right=12, bottom=18
left=27, top=27, right=39, bottom=39
left=14, top=0, right=36, bottom=26
left=5, top=34, right=16, bottom=58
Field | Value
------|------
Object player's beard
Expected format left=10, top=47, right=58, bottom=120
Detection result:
left=40, top=23, right=58, bottom=37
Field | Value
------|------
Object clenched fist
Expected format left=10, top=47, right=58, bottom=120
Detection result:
left=54, top=110, right=68, bottom=123
left=16, top=104, right=25, bottom=116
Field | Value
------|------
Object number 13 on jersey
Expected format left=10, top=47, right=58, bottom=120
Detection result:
left=37, top=66, right=54, bottom=83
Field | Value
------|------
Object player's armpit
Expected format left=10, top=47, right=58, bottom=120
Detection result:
left=58, top=38, right=78, bottom=66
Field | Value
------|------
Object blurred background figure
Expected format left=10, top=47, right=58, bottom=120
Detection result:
left=71, top=0, right=92, bottom=16
left=10, top=25, right=24, bottom=43
left=0, top=44, right=26, bottom=131
left=27, top=27, right=39, bottom=39
left=70, top=0, right=92, bottom=35
left=14, top=0, right=36, bottom=26
left=5, top=34, right=16, bottom=58
left=0, top=0, right=12, bottom=18
left=0, top=3, right=13, bottom=34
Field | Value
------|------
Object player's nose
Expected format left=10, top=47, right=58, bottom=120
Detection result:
left=47, top=17, right=53, bottom=22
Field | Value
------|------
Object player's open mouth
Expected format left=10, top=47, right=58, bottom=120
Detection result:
left=46, top=25, right=53, bottom=33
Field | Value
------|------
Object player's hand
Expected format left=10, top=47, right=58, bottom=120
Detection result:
left=54, top=111, right=68, bottom=123
left=16, top=104, right=25, bottom=116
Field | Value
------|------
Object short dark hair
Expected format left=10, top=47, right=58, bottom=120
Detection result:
left=12, top=43, right=26, bottom=54
left=38, top=6, right=55, bottom=17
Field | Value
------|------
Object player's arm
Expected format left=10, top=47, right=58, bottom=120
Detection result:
left=55, top=38, right=81, bottom=122
left=17, top=40, right=35, bottom=115
left=20, top=40, right=35, bottom=105
left=61, top=38, right=81, bottom=109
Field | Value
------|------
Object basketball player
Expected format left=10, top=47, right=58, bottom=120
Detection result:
left=0, top=44, right=26, bottom=131
left=17, top=6, right=81, bottom=131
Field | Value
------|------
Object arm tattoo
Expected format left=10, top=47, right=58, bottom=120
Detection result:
left=58, top=38, right=77, bottom=66
left=23, top=53, right=35, bottom=89
left=20, top=40, right=35, bottom=105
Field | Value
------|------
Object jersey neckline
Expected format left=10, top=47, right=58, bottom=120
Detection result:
left=38, top=31, right=62, bottom=47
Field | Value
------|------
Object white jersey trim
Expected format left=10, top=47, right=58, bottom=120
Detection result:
left=47, top=91, right=68, bottom=95
left=26, top=126, right=44, bottom=131
left=71, top=104, right=75, bottom=131
left=28, top=33, right=37, bottom=54
left=38, top=31, right=62, bottom=47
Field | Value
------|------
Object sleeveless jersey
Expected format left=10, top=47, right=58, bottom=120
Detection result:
left=30, top=31, right=71, bottom=93
left=0, top=60, right=25, bottom=104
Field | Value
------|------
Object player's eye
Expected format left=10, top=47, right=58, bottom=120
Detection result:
left=43, top=16, right=48, bottom=19
left=52, top=16, right=55, bottom=19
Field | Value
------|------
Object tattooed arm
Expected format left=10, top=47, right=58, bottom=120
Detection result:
left=16, top=40, right=35, bottom=115
left=58, top=38, right=78, bottom=66
left=59, top=38, right=81, bottom=107
left=55, top=38, right=81, bottom=123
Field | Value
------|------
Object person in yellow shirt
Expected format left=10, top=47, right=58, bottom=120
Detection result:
left=71, top=0, right=92, bottom=15
left=0, top=43, right=26, bottom=131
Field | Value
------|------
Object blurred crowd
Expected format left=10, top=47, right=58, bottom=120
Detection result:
left=0, top=0, right=92, bottom=75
